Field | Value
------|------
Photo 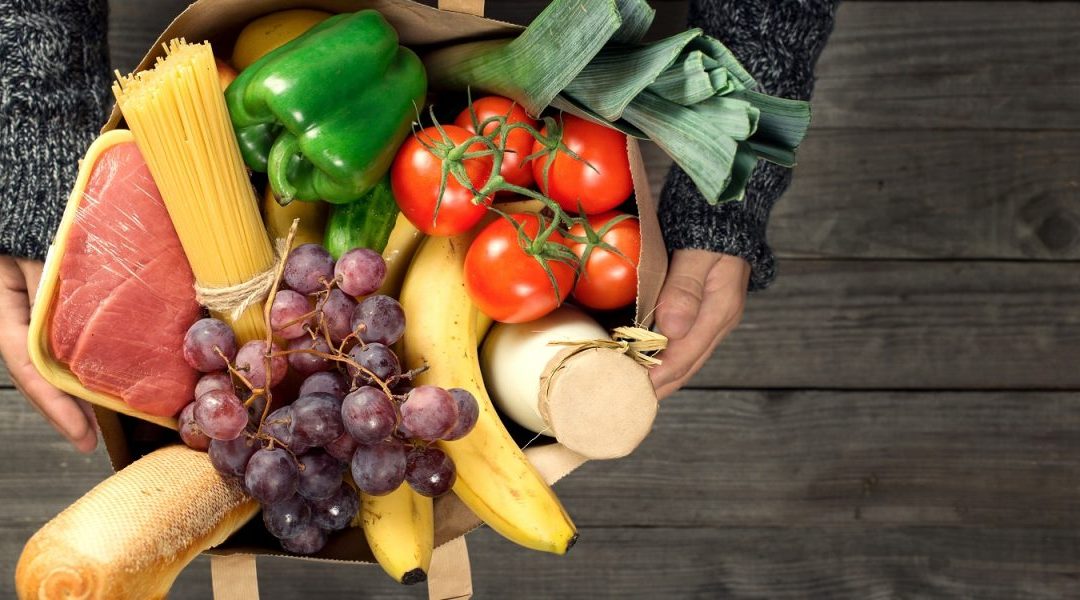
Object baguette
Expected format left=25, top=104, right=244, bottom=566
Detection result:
left=16, top=445, right=259, bottom=600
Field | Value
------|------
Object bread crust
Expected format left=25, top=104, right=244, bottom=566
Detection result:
left=16, top=445, right=258, bottom=600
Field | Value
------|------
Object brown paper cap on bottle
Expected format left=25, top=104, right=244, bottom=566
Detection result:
left=538, top=347, right=658, bottom=460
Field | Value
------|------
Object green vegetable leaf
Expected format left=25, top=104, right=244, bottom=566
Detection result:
left=563, top=29, right=701, bottom=121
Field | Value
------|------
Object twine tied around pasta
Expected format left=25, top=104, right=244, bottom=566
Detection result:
left=193, top=237, right=290, bottom=322
left=549, top=326, right=668, bottom=367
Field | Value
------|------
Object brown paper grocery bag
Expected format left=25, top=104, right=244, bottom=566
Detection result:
left=70, top=0, right=668, bottom=598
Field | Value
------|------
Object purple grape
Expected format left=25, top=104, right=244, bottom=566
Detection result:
left=290, top=393, right=345, bottom=448
left=261, top=406, right=305, bottom=452
left=283, top=243, right=335, bottom=295
left=400, top=386, right=456, bottom=442
left=443, top=388, right=480, bottom=441
left=309, top=484, right=359, bottom=531
left=335, top=248, right=386, bottom=296
left=209, top=436, right=257, bottom=478
left=286, top=336, right=333, bottom=375
left=298, top=371, right=348, bottom=400
left=194, top=371, right=233, bottom=399
left=182, top=318, right=237, bottom=372
left=346, top=343, right=400, bottom=386
left=193, top=389, right=248, bottom=441
left=178, top=402, right=210, bottom=451
left=341, top=387, right=398, bottom=444
left=271, top=290, right=314, bottom=339
left=234, top=340, right=287, bottom=389
left=324, top=432, right=360, bottom=463
left=280, top=521, right=328, bottom=555
left=245, top=447, right=299, bottom=504
left=263, top=494, right=311, bottom=539
left=351, top=438, right=407, bottom=496
left=246, top=394, right=268, bottom=425
left=405, top=446, right=456, bottom=497
left=320, top=289, right=356, bottom=344
left=297, top=450, right=344, bottom=501
left=351, top=295, right=405, bottom=346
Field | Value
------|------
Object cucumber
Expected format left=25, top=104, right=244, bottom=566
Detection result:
left=324, top=176, right=399, bottom=258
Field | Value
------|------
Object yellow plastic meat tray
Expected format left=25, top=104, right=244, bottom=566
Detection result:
left=27, top=129, right=179, bottom=430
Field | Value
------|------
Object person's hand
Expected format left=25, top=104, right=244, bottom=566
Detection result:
left=650, top=250, right=750, bottom=399
left=0, top=256, right=97, bottom=452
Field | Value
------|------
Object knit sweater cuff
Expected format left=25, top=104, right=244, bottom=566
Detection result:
left=659, top=160, right=793, bottom=291
left=0, top=0, right=110, bottom=261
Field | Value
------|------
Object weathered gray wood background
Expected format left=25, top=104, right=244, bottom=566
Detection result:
left=4, top=0, right=1080, bottom=598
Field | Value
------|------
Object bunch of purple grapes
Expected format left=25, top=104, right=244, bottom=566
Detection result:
left=178, top=244, right=479, bottom=555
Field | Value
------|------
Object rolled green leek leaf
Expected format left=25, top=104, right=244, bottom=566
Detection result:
left=563, top=29, right=702, bottom=121
left=423, top=0, right=622, bottom=115
left=621, top=91, right=759, bottom=202
left=613, top=0, right=655, bottom=44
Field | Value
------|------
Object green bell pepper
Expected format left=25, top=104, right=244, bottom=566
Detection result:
left=226, top=10, right=427, bottom=205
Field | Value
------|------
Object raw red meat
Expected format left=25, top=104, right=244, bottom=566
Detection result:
left=49, top=140, right=199, bottom=417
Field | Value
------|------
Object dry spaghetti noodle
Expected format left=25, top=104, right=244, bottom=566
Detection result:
left=113, top=39, right=273, bottom=342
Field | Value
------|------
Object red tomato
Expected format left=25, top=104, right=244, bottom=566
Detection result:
left=454, top=96, right=538, bottom=190
left=391, top=125, right=492, bottom=236
left=567, top=211, right=640, bottom=310
left=464, top=214, right=576, bottom=323
left=531, top=113, right=633, bottom=215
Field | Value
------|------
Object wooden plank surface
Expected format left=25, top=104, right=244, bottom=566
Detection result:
left=813, top=3, right=1080, bottom=130
left=694, top=259, right=1080, bottom=389
left=643, top=130, right=1080, bottom=261
left=5, top=524, right=1078, bottom=599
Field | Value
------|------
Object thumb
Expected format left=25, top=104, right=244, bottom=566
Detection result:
left=654, top=250, right=721, bottom=340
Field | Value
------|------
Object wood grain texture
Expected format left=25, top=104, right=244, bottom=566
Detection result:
left=560, top=389, right=1080, bottom=528
left=165, top=526, right=1080, bottom=599
left=692, top=259, right=1080, bottom=389
left=5, top=525, right=1080, bottom=599
left=642, top=131, right=1080, bottom=260
left=814, top=3, right=1080, bottom=130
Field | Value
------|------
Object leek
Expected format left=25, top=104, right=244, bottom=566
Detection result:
left=424, top=0, right=811, bottom=205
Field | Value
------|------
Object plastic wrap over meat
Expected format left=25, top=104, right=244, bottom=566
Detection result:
left=49, top=140, right=199, bottom=417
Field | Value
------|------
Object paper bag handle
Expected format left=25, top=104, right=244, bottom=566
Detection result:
left=211, top=554, right=259, bottom=600
left=437, top=0, right=485, bottom=17
left=428, top=537, right=474, bottom=599
left=207, top=542, right=474, bottom=600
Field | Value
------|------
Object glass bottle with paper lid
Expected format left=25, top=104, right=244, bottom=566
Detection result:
left=479, top=306, right=658, bottom=460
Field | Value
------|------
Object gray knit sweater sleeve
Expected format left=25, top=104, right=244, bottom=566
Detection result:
left=659, top=0, right=839, bottom=290
left=0, top=0, right=110, bottom=261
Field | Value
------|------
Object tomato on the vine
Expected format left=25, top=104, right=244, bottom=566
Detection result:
left=567, top=211, right=640, bottom=310
left=464, top=214, right=576, bottom=323
left=454, top=96, right=538, bottom=190
left=391, top=125, right=493, bottom=236
left=531, top=113, right=633, bottom=215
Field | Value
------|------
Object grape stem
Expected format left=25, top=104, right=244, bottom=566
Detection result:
left=272, top=348, right=396, bottom=399
left=258, top=219, right=301, bottom=428
left=215, top=346, right=259, bottom=397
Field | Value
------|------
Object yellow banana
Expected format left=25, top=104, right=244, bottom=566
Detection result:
left=377, top=213, right=425, bottom=296
left=357, top=486, right=434, bottom=585
left=399, top=233, right=577, bottom=554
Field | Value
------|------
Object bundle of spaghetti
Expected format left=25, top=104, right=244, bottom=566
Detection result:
left=112, top=39, right=273, bottom=343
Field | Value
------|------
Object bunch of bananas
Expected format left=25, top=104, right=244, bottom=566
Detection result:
left=354, top=212, right=577, bottom=584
